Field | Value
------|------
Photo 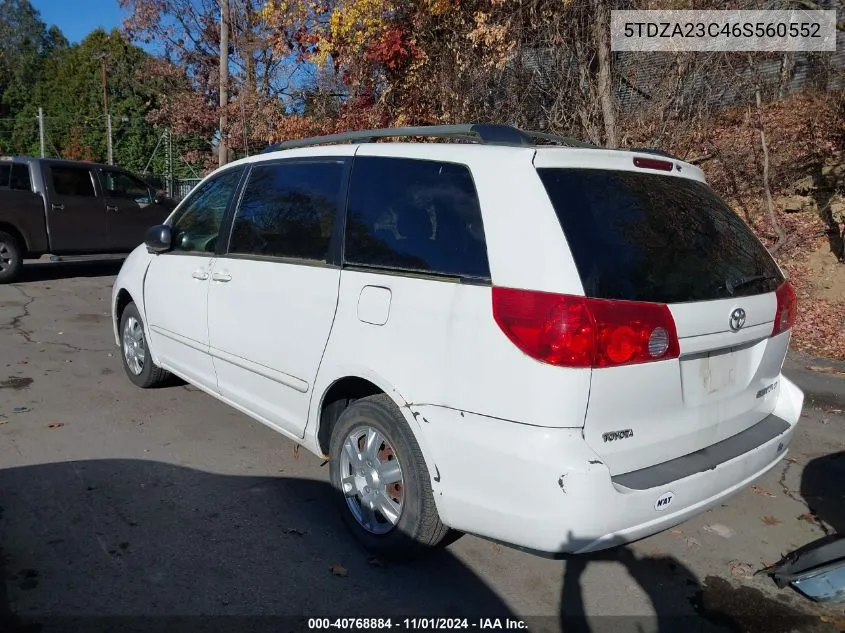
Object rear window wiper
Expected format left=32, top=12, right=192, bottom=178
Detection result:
left=724, top=274, right=780, bottom=295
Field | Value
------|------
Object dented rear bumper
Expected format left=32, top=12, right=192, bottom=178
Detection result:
left=413, top=376, right=803, bottom=555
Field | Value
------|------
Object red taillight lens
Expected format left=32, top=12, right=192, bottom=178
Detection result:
left=633, top=156, right=674, bottom=171
left=772, top=281, right=797, bottom=336
left=491, top=287, right=594, bottom=367
left=492, top=288, right=680, bottom=368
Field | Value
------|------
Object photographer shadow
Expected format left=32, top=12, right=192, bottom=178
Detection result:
left=0, top=458, right=515, bottom=633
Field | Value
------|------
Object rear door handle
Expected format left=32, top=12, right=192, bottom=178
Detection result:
left=211, top=272, right=232, bottom=283
left=191, top=269, right=209, bottom=281
left=51, top=203, right=64, bottom=211
left=106, top=205, right=119, bottom=212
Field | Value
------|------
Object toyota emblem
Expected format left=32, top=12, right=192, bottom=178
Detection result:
left=729, top=308, right=746, bottom=332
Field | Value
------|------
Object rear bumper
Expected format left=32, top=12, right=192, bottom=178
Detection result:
left=413, top=376, right=803, bottom=555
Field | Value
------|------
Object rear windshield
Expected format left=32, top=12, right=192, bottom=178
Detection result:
left=537, top=168, right=783, bottom=304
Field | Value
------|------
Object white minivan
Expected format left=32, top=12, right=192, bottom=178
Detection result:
left=111, top=124, right=804, bottom=559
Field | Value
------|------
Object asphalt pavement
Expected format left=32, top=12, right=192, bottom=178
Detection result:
left=1, top=258, right=844, bottom=633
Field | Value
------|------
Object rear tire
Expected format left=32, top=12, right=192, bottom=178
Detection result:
left=329, top=393, right=448, bottom=561
left=119, top=302, right=169, bottom=388
left=0, top=230, right=23, bottom=284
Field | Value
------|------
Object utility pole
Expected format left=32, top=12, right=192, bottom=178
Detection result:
left=100, top=58, right=114, bottom=165
left=106, top=114, right=114, bottom=166
left=218, top=0, right=229, bottom=167
left=37, top=107, right=45, bottom=158
left=165, top=129, right=174, bottom=198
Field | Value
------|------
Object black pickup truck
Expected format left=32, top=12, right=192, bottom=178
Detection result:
left=0, top=156, right=175, bottom=283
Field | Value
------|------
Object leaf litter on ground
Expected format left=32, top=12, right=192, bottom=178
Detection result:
left=729, top=560, right=756, bottom=578
left=751, top=485, right=776, bottom=498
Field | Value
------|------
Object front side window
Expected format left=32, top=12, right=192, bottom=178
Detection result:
left=228, top=160, right=344, bottom=261
left=51, top=166, right=96, bottom=197
left=101, top=169, right=152, bottom=204
left=169, top=168, right=242, bottom=254
left=344, top=156, right=490, bottom=279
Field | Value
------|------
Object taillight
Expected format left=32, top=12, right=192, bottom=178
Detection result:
left=772, top=281, right=797, bottom=336
left=633, top=156, right=674, bottom=171
left=492, top=287, right=680, bottom=368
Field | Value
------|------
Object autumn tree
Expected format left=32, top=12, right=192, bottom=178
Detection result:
left=121, top=0, right=315, bottom=159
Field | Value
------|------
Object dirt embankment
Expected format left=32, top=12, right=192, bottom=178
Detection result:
left=631, top=93, right=845, bottom=360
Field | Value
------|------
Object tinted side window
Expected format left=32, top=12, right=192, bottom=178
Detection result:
left=229, top=161, right=344, bottom=261
left=52, top=166, right=96, bottom=197
left=101, top=169, right=152, bottom=203
left=0, top=165, right=10, bottom=188
left=10, top=164, right=31, bottom=191
left=169, top=169, right=242, bottom=254
left=344, top=157, right=489, bottom=279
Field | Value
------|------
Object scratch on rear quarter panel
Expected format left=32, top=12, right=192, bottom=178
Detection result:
left=558, top=474, right=567, bottom=493
left=700, top=356, right=712, bottom=392
left=589, top=460, right=602, bottom=465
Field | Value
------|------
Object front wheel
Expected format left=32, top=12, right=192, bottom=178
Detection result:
left=0, top=230, right=23, bottom=283
left=329, top=394, right=448, bottom=561
left=119, top=302, right=169, bottom=388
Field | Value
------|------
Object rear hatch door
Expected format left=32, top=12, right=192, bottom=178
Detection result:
left=535, top=157, right=789, bottom=476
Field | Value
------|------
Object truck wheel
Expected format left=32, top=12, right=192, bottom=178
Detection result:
left=0, top=231, right=23, bottom=283
left=119, top=302, right=169, bottom=388
left=329, top=394, right=448, bottom=561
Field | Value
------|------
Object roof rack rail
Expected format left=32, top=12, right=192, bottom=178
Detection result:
left=261, top=124, right=536, bottom=153
left=521, top=131, right=600, bottom=149
left=260, top=123, right=674, bottom=157
left=260, top=123, right=614, bottom=153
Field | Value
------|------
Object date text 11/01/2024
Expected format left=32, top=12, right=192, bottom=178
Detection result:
left=308, top=618, right=528, bottom=630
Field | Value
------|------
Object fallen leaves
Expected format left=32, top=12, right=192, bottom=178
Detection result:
left=819, top=615, right=845, bottom=629
left=798, top=512, right=819, bottom=524
left=367, top=557, right=384, bottom=568
left=283, top=528, right=306, bottom=536
left=761, top=515, right=782, bottom=526
left=329, top=563, right=348, bottom=577
left=293, top=445, right=300, bottom=460
left=685, top=536, right=701, bottom=550
left=728, top=560, right=756, bottom=578
left=785, top=456, right=799, bottom=463
left=751, top=485, right=776, bottom=498
left=47, top=423, right=65, bottom=429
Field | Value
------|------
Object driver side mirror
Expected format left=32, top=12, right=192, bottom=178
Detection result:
left=145, top=224, right=172, bottom=254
